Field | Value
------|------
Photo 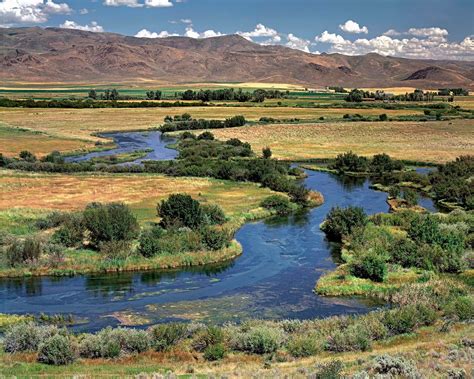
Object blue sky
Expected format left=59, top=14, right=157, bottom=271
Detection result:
left=1, top=0, right=473, bottom=59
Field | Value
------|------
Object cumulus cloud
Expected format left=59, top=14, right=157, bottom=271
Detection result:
left=315, top=30, right=348, bottom=44
left=104, top=0, right=172, bottom=7
left=339, top=20, right=368, bottom=34
left=286, top=33, right=310, bottom=52
left=383, top=29, right=401, bottom=36
left=0, top=0, right=71, bottom=25
left=135, top=28, right=178, bottom=38
left=238, top=23, right=279, bottom=41
left=184, top=26, right=222, bottom=38
left=316, top=31, right=474, bottom=60
left=60, top=20, right=104, bottom=32
left=407, top=27, right=448, bottom=37
left=79, top=8, right=88, bottom=14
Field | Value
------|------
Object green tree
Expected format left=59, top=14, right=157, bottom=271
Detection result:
left=88, top=89, right=97, bottom=100
left=262, top=147, right=272, bottom=159
left=158, top=194, right=204, bottom=229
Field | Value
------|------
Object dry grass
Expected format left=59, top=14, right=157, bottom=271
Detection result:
left=209, top=119, right=474, bottom=163
left=0, top=170, right=275, bottom=222
left=0, top=107, right=423, bottom=151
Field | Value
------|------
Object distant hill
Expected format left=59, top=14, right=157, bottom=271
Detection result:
left=1, top=27, right=473, bottom=88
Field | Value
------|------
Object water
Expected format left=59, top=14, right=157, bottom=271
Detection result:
left=65, top=131, right=178, bottom=164
left=0, top=133, right=439, bottom=331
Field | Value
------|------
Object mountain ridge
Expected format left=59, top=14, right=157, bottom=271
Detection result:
left=1, top=27, right=473, bottom=88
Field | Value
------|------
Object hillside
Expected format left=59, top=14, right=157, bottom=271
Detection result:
left=1, top=27, right=473, bottom=88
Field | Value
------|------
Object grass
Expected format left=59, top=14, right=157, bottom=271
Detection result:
left=315, top=264, right=423, bottom=296
left=0, top=106, right=425, bottom=156
left=0, top=170, right=276, bottom=223
left=207, top=119, right=474, bottom=163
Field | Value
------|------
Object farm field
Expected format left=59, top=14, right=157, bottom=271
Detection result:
left=0, top=106, right=425, bottom=157
left=208, top=118, right=474, bottom=163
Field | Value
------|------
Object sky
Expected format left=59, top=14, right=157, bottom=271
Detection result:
left=1, top=0, right=473, bottom=60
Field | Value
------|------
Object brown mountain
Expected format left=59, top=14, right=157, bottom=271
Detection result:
left=1, top=27, right=473, bottom=88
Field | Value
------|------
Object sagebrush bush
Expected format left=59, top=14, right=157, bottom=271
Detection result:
left=78, top=334, right=102, bottom=358
left=203, top=343, right=226, bottom=361
left=325, top=324, right=371, bottom=352
left=370, top=354, right=420, bottom=378
left=98, top=327, right=150, bottom=357
left=383, top=305, right=437, bottom=336
left=287, top=334, right=322, bottom=357
left=313, top=360, right=343, bottom=379
left=192, top=326, right=224, bottom=352
left=443, top=296, right=474, bottom=321
left=37, top=334, right=76, bottom=366
left=4, top=323, right=59, bottom=353
left=148, top=323, right=188, bottom=352
left=232, top=325, right=284, bottom=354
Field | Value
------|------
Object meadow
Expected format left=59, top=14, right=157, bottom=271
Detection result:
left=208, top=119, right=474, bottom=163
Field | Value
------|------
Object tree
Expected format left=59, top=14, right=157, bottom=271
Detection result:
left=345, top=89, right=364, bottom=102
left=154, top=90, right=162, bottom=100
left=157, top=194, right=204, bottom=229
left=88, top=89, right=97, bottom=100
left=146, top=91, right=155, bottom=100
left=262, top=147, right=272, bottom=159
left=110, top=89, right=119, bottom=101
left=19, top=150, right=37, bottom=162
left=83, top=203, right=139, bottom=248
left=403, top=189, right=419, bottom=207
left=322, top=206, right=368, bottom=241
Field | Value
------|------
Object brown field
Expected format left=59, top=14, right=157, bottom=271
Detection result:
left=0, top=107, right=423, bottom=156
left=0, top=170, right=275, bottom=222
left=208, top=119, right=474, bottom=163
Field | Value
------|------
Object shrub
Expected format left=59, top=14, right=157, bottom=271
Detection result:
left=321, top=206, right=368, bottom=241
left=233, top=326, right=284, bottom=354
left=383, top=305, right=437, bottom=336
left=197, top=131, right=214, bottom=140
left=37, top=335, right=76, bottom=365
left=201, top=204, right=226, bottom=225
left=200, top=227, right=229, bottom=251
left=370, top=354, right=420, bottom=378
left=83, top=203, right=139, bottom=248
left=379, top=113, right=388, bottom=121
left=260, top=195, right=292, bottom=215
left=5, top=236, right=42, bottom=266
left=287, top=334, right=321, bottom=357
left=192, top=326, right=224, bottom=352
left=148, top=323, right=188, bottom=351
left=79, top=334, right=102, bottom=358
left=99, top=240, right=133, bottom=260
left=4, top=323, right=59, bottom=353
left=388, top=186, right=400, bottom=198
left=137, top=226, right=165, bottom=257
left=19, top=150, right=37, bottom=162
left=262, top=146, right=272, bottom=159
left=51, top=213, right=84, bottom=247
left=403, top=188, right=419, bottom=207
left=313, top=360, right=343, bottom=379
left=444, top=296, right=474, bottom=321
left=325, top=324, right=371, bottom=352
left=350, top=253, right=387, bottom=282
left=158, top=194, right=204, bottom=230
left=388, top=237, right=418, bottom=268
left=288, top=184, right=310, bottom=206
left=330, top=151, right=369, bottom=173
left=203, top=343, right=226, bottom=361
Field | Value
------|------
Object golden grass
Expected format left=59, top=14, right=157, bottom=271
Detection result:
left=0, top=170, right=275, bottom=223
left=208, top=119, right=474, bottom=163
left=0, top=107, right=419, bottom=153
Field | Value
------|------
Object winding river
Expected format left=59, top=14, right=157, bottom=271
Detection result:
left=0, top=131, right=438, bottom=331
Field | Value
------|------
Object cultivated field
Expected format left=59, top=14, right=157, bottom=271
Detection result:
left=209, top=119, right=474, bottom=163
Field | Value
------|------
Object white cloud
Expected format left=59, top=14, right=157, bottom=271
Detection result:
left=383, top=29, right=401, bottom=37
left=184, top=26, right=222, bottom=38
left=59, top=20, right=104, bottom=32
left=407, top=27, right=448, bottom=37
left=315, top=30, right=348, bottom=44
left=180, top=18, right=192, bottom=24
left=339, top=20, right=368, bottom=34
left=79, top=8, right=88, bottom=14
left=0, top=0, right=71, bottom=25
left=238, top=23, right=279, bottom=41
left=103, top=0, right=143, bottom=7
left=103, top=0, right=173, bottom=7
left=144, top=0, right=172, bottom=7
left=134, top=28, right=178, bottom=38
left=318, top=31, right=474, bottom=60
left=286, top=33, right=310, bottom=52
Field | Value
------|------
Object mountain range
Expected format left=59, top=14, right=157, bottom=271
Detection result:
left=1, top=27, right=473, bottom=88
